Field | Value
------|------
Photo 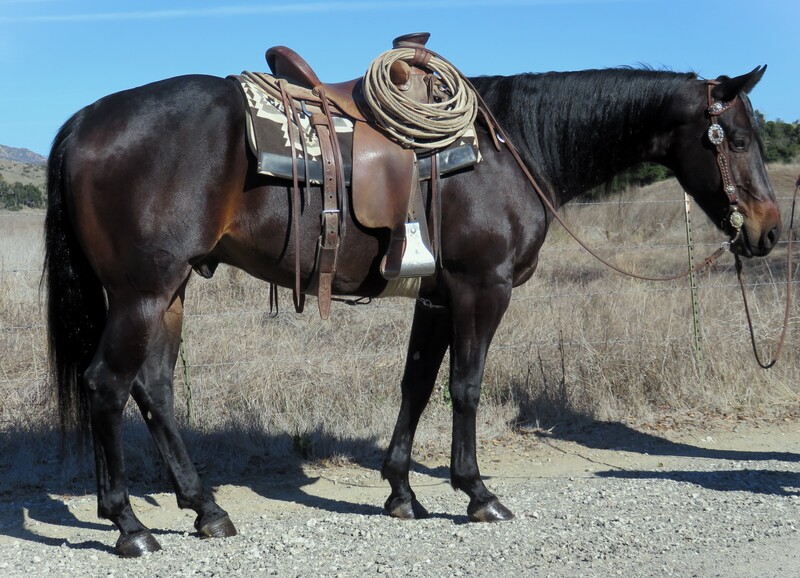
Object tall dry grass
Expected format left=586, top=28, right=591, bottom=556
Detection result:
left=1, top=165, right=799, bottom=489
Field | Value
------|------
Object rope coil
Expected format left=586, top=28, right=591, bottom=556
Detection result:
left=362, top=47, right=478, bottom=150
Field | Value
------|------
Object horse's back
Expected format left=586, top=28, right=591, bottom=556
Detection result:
left=57, top=75, right=249, bottom=293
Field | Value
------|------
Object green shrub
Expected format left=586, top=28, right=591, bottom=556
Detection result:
left=0, top=180, right=45, bottom=210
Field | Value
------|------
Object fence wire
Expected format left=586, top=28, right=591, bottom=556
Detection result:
left=2, top=190, right=797, bottom=393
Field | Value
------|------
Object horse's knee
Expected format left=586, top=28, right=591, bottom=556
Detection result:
left=449, top=382, right=481, bottom=414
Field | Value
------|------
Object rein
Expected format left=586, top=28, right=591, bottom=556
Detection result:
left=466, top=76, right=794, bottom=367
left=735, top=183, right=797, bottom=369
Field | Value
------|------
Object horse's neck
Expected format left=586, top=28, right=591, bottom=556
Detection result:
left=548, top=94, right=671, bottom=206
left=480, top=72, right=683, bottom=207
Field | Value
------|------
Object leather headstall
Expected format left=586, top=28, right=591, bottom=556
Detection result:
left=705, top=80, right=745, bottom=239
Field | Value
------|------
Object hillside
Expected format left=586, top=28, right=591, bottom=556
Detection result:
left=0, top=145, right=46, bottom=165
left=0, top=158, right=46, bottom=190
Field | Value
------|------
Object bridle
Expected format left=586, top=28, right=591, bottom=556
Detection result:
left=704, top=80, right=794, bottom=369
left=705, top=80, right=745, bottom=246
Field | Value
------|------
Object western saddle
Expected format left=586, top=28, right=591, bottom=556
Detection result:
left=237, top=33, right=479, bottom=318
left=265, top=32, right=437, bottom=122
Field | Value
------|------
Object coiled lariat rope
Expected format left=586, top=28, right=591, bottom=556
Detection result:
left=362, top=47, right=478, bottom=150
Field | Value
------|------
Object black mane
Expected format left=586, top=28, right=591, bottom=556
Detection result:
left=470, top=69, right=696, bottom=203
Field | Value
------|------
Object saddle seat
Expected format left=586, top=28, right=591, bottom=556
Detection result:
left=265, top=45, right=367, bottom=122
left=266, top=32, right=435, bottom=123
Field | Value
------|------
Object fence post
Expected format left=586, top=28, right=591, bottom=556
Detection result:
left=684, top=191, right=703, bottom=365
left=179, top=317, right=195, bottom=427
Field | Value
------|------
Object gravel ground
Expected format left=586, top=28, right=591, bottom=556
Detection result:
left=1, top=419, right=798, bottom=577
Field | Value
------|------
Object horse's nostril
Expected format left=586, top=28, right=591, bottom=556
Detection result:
left=764, top=225, right=781, bottom=250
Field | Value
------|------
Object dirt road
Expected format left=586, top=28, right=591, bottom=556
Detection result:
left=1, top=418, right=798, bottom=576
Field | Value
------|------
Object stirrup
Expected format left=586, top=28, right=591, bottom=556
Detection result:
left=380, top=221, right=436, bottom=279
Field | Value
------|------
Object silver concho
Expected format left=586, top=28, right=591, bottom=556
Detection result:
left=707, top=123, right=725, bottom=145
left=709, top=101, right=726, bottom=114
left=729, top=209, right=744, bottom=231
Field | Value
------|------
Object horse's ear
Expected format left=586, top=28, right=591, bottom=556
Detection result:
left=712, top=65, right=767, bottom=101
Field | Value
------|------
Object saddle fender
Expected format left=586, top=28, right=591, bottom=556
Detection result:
left=351, top=121, right=416, bottom=229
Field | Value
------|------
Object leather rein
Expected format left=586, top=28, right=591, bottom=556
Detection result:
left=469, top=76, right=794, bottom=368
left=736, top=185, right=796, bottom=369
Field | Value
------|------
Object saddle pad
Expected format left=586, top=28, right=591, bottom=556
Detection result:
left=235, top=74, right=354, bottom=183
left=232, top=72, right=482, bottom=235
left=232, top=73, right=481, bottom=186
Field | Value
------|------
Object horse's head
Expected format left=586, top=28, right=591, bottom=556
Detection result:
left=669, top=66, right=781, bottom=257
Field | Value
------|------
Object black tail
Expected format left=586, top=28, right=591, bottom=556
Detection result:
left=42, top=111, right=107, bottom=448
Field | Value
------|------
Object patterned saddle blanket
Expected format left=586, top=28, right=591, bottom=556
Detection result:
left=232, top=71, right=480, bottom=231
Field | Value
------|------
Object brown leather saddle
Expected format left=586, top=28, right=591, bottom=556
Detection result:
left=232, top=33, right=480, bottom=318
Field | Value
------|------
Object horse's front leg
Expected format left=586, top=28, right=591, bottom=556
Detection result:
left=448, top=278, right=515, bottom=522
left=382, top=300, right=451, bottom=518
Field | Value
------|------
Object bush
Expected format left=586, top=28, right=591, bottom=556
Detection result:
left=757, top=113, right=800, bottom=163
left=0, top=180, right=45, bottom=210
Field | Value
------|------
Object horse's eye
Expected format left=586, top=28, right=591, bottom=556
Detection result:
left=731, top=136, right=747, bottom=151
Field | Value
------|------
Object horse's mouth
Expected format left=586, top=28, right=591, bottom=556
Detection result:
left=732, top=235, right=754, bottom=258
left=732, top=225, right=779, bottom=258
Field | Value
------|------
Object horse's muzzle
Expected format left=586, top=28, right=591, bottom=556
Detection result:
left=736, top=222, right=782, bottom=258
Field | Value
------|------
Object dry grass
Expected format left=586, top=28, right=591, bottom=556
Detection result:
left=1, top=165, right=799, bottom=489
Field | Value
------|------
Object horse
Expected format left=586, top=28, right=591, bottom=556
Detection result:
left=43, top=62, right=781, bottom=556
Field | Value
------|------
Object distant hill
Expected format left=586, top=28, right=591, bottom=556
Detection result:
left=0, top=145, right=47, bottom=165
left=0, top=158, right=47, bottom=190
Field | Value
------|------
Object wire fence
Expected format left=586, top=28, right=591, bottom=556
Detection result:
left=2, top=182, right=799, bottom=428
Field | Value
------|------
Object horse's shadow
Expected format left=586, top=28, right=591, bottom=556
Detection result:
left=0, top=423, right=457, bottom=551
left=536, top=419, right=800, bottom=496
left=595, top=468, right=800, bottom=496
left=5, top=418, right=799, bottom=551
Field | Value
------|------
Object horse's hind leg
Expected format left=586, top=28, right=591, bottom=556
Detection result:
left=130, top=284, right=236, bottom=540
left=382, top=301, right=450, bottom=518
left=83, top=292, right=178, bottom=556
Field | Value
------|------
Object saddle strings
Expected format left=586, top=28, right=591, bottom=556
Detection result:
left=277, top=78, right=307, bottom=314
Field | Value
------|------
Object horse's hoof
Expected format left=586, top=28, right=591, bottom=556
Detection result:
left=387, top=499, right=429, bottom=520
left=468, top=498, right=515, bottom=522
left=115, top=530, right=162, bottom=557
left=196, top=513, right=237, bottom=538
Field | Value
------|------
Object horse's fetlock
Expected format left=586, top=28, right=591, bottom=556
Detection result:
left=97, top=491, right=130, bottom=521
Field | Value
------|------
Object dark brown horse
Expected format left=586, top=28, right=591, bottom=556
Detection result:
left=44, top=64, right=781, bottom=556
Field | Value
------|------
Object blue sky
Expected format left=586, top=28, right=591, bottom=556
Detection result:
left=1, top=0, right=798, bottom=156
